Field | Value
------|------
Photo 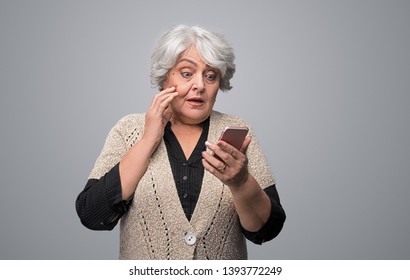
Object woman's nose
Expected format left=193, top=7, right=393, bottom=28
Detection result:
left=192, top=74, right=205, bottom=92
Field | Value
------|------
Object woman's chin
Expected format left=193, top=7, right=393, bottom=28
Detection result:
left=173, top=110, right=212, bottom=125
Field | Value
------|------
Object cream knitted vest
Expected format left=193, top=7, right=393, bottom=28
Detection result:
left=89, top=111, right=275, bottom=259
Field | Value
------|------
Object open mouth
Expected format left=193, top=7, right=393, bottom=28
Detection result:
left=187, top=97, right=205, bottom=105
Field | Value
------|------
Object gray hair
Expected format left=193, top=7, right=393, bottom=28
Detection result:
left=150, top=25, right=236, bottom=92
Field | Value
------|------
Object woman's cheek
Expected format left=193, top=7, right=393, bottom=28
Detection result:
left=175, top=81, right=192, bottom=95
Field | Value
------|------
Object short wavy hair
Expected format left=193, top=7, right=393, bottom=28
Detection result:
left=150, top=25, right=236, bottom=92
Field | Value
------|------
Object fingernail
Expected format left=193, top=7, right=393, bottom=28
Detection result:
left=205, top=141, right=211, bottom=147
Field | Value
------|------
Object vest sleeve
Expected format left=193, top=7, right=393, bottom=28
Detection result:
left=88, top=122, right=128, bottom=180
left=246, top=126, right=276, bottom=189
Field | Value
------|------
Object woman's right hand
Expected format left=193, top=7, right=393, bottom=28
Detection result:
left=119, top=87, right=178, bottom=200
left=143, top=87, right=178, bottom=146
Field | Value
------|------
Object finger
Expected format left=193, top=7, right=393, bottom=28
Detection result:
left=215, top=140, right=244, bottom=162
left=151, top=91, right=178, bottom=115
left=239, top=136, right=252, bottom=154
left=159, top=91, right=178, bottom=110
left=204, top=142, right=234, bottom=176
left=153, top=87, right=176, bottom=100
left=216, top=136, right=251, bottom=159
left=201, top=157, right=224, bottom=177
left=150, top=87, right=177, bottom=108
left=153, top=87, right=176, bottom=104
left=202, top=150, right=227, bottom=172
left=161, top=86, right=177, bottom=94
left=205, top=141, right=231, bottom=164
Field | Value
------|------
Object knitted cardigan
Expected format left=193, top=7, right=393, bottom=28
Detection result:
left=88, top=111, right=275, bottom=259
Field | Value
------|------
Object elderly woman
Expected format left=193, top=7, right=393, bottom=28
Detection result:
left=76, top=25, right=285, bottom=260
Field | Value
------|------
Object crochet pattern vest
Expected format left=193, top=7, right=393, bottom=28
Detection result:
left=89, top=111, right=275, bottom=259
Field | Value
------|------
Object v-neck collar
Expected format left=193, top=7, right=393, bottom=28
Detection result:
left=164, top=117, right=210, bottom=165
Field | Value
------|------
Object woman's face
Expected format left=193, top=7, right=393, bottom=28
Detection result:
left=162, top=46, right=221, bottom=125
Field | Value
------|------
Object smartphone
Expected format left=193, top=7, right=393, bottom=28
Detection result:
left=218, top=126, right=249, bottom=150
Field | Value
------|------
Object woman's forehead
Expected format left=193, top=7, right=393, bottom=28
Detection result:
left=176, top=46, right=210, bottom=68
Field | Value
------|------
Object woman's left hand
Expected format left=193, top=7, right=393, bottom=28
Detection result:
left=202, top=137, right=252, bottom=188
left=203, top=136, right=273, bottom=232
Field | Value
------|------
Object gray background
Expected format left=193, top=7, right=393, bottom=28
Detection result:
left=1, top=0, right=409, bottom=259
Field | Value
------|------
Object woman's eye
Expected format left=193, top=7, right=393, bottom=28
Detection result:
left=205, top=72, right=217, bottom=81
left=181, top=72, right=192, bottom=78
